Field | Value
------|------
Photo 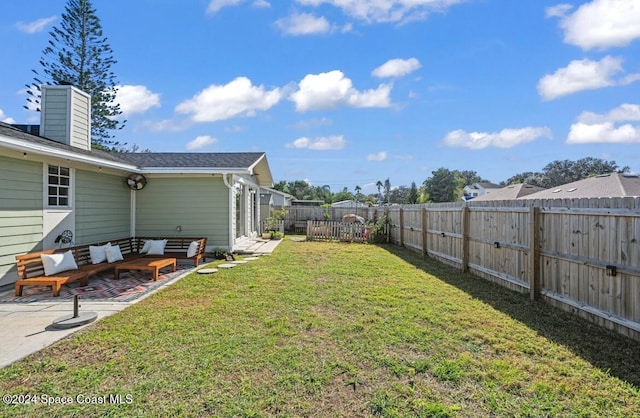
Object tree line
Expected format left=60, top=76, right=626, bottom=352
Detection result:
left=274, top=157, right=630, bottom=205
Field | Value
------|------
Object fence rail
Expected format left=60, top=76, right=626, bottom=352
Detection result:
left=347, top=197, right=640, bottom=342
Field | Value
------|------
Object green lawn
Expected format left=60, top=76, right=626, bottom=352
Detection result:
left=1, top=239, right=639, bottom=417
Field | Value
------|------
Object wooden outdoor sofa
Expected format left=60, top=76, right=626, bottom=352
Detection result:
left=14, top=236, right=207, bottom=297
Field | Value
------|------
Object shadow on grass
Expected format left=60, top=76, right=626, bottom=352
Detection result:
left=379, top=243, right=640, bottom=389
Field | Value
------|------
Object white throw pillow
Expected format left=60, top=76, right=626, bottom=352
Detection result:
left=89, top=242, right=111, bottom=264
left=41, top=250, right=78, bottom=276
left=187, top=240, right=199, bottom=258
left=147, top=239, right=168, bottom=255
left=105, top=245, right=124, bottom=263
left=140, top=240, right=152, bottom=254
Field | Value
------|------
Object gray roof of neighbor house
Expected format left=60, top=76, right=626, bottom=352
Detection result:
left=262, top=187, right=295, bottom=200
left=523, top=173, right=640, bottom=199
left=0, top=122, right=273, bottom=186
left=471, top=183, right=546, bottom=201
left=466, top=181, right=501, bottom=190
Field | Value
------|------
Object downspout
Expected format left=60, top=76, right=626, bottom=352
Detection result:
left=222, top=173, right=234, bottom=251
left=130, top=189, right=136, bottom=237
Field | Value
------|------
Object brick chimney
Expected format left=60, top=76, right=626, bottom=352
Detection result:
left=40, top=85, right=91, bottom=150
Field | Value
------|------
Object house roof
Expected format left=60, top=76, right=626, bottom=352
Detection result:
left=0, top=122, right=135, bottom=168
left=0, top=122, right=273, bottom=186
left=115, top=152, right=266, bottom=169
left=471, top=183, right=546, bottom=201
left=331, top=200, right=368, bottom=207
left=523, top=173, right=640, bottom=199
left=466, top=181, right=501, bottom=190
left=262, top=187, right=295, bottom=200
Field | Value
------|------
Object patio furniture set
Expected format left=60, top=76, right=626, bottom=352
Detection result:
left=14, top=237, right=207, bottom=297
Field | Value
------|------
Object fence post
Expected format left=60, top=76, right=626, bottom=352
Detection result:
left=399, top=208, right=404, bottom=247
left=529, top=206, right=541, bottom=300
left=385, top=208, right=390, bottom=242
left=421, top=207, right=428, bottom=256
left=461, top=206, right=470, bottom=272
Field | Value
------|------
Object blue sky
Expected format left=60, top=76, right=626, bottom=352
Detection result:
left=1, top=0, right=640, bottom=194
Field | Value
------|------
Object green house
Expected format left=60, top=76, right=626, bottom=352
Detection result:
left=0, top=85, right=273, bottom=286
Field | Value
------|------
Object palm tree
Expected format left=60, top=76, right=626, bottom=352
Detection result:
left=384, top=178, right=391, bottom=204
left=376, top=180, right=383, bottom=204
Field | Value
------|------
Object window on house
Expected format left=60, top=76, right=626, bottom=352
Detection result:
left=47, top=165, right=70, bottom=207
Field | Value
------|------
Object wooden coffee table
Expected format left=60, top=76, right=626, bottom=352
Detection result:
left=114, top=258, right=177, bottom=281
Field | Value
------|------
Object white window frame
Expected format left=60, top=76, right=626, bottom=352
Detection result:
left=45, top=164, right=73, bottom=208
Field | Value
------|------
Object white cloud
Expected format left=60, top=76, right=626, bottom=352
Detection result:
left=554, top=0, right=640, bottom=50
left=577, top=103, right=640, bottom=124
left=176, top=77, right=282, bottom=122
left=116, top=85, right=161, bottom=115
left=289, top=70, right=391, bottom=111
left=0, top=109, right=15, bottom=124
left=16, top=16, right=57, bottom=34
left=207, top=0, right=270, bottom=13
left=187, top=135, right=217, bottom=150
left=275, top=13, right=331, bottom=36
left=367, top=151, right=388, bottom=161
left=285, top=135, right=346, bottom=150
left=443, top=127, right=552, bottom=149
left=142, top=119, right=191, bottom=132
left=207, top=0, right=243, bottom=13
left=295, top=0, right=465, bottom=24
left=545, top=4, right=573, bottom=18
left=224, top=125, right=246, bottom=133
left=567, top=122, right=640, bottom=143
left=372, top=58, right=421, bottom=78
left=252, top=0, right=271, bottom=8
left=537, top=56, right=640, bottom=100
left=568, top=103, right=640, bottom=143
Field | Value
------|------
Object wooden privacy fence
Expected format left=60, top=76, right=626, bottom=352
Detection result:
left=367, top=198, right=640, bottom=342
left=306, top=221, right=370, bottom=243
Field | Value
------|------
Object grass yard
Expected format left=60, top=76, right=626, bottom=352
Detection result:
left=1, top=239, right=639, bottom=417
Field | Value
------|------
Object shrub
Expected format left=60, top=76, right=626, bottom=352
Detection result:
left=367, top=214, right=389, bottom=243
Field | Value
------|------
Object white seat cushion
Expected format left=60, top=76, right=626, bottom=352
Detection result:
left=187, top=240, right=199, bottom=258
left=89, top=243, right=111, bottom=264
left=41, top=250, right=78, bottom=276
left=105, top=245, right=124, bottom=263
left=147, top=239, right=168, bottom=255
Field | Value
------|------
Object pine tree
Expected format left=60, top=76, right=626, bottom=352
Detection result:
left=25, top=0, right=125, bottom=149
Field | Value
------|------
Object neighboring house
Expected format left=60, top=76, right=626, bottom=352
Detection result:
left=463, top=182, right=501, bottom=199
left=470, top=183, right=546, bottom=201
left=262, top=187, right=295, bottom=207
left=291, top=200, right=324, bottom=206
left=259, top=192, right=274, bottom=220
left=0, top=85, right=273, bottom=286
left=331, top=200, right=369, bottom=209
left=523, top=173, right=640, bottom=200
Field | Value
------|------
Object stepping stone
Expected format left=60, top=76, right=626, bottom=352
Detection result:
left=243, top=257, right=259, bottom=261
left=231, top=260, right=248, bottom=264
left=197, top=268, right=218, bottom=274
left=218, top=263, right=236, bottom=269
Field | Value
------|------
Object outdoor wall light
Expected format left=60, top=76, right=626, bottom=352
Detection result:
left=176, top=225, right=182, bottom=232
left=494, top=241, right=501, bottom=249
left=606, top=265, right=617, bottom=277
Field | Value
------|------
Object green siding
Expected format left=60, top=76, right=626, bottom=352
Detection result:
left=0, top=155, right=43, bottom=286
left=75, top=170, right=131, bottom=244
left=135, top=177, right=229, bottom=248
